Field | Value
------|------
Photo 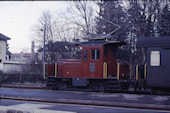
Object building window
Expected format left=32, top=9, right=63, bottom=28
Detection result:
left=0, top=46, right=1, bottom=54
left=92, top=49, right=100, bottom=60
left=150, top=51, right=160, bottom=66
left=83, top=50, right=87, bottom=61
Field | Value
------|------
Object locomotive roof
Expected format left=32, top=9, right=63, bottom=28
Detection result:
left=73, top=41, right=126, bottom=46
left=137, top=36, right=170, bottom=48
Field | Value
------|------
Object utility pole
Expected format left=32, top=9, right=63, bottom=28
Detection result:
left=43, top=24, right=46, bottom=66
left=41, top=25, right=46, bottom=79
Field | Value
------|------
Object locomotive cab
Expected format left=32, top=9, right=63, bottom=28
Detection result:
left=81, top=41, right=125, bottom=79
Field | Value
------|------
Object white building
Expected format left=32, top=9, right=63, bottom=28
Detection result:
left=0, top=33, right=39, bottom=73
left=0, top=33, right=10, bottom=72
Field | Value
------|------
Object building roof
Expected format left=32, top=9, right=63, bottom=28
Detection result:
left=0, top=33, right=10, bottom=40
left=79, top=41, right=126, bottom=46
left=38, top=41, right=73, bottom=52
left=11, top=53, right=32, bottom=57
left=137, top=36, right=170, bottom=48
left=6, top=49, right=12, bottom=55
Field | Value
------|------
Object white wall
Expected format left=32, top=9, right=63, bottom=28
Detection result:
left=0, top=40, right=7, bottom=71
left=3, top=61, right=25, bottom=73
left=0, top=40, right=6, bottom=63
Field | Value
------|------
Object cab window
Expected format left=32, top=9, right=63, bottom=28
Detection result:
left=92, top=49, right=100, bottom=60
left=83, top=50, right=87, bottom=61
left=104, top=46, right=108, bottom=57
left=150, top=51, right=160, bottom=66
left=112, top=48, right=116, bottom=58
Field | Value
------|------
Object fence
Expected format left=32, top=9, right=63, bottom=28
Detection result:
left=0, top=73, right=42, bottom=84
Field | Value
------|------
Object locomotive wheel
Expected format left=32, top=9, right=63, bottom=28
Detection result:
left=150, top=88, right=157, bottom=95
left=88, top=82, right=105, bottom=92
left=133, top=82, right=138, bottom=93
left=120, top=82, right=130, bottom=93
left=46, top=77, right=56, bottom=87
left=58, top=82, right=67, bottom=90
left=96, top=84, right=105, bottom=92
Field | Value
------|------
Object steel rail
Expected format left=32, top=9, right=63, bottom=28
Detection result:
left=0, top=84, right=50, bottom=90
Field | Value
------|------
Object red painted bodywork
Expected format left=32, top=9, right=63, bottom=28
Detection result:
left=47, top=41, right=128, bottom=80
left=47, top=64, right=54, bottom=76
left=81, top=45, right=103, bottom=78
left=119, top=64, right=129, bottom=79
left=57, top=59, right=81, bottom=78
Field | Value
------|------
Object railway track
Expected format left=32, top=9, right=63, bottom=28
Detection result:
left=1, top=94, right=170, bottom=112
left=2, top=83, right=170, bottom=96
left=0, top=84, right=152, bottom=95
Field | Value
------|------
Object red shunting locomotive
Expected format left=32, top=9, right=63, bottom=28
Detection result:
left=44, top=41, right=130, bottom=92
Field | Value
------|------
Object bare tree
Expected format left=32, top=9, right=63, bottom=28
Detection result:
left=32, top=11, right=57, bottom=46
left=31, top=11, right=82, bottom=63
left=33, top=11, right=57, bottom=63
left=61, top=1, right=97, bottom=40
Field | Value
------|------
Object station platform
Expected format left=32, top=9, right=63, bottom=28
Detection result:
left=0, top=87, right=170, bottom=112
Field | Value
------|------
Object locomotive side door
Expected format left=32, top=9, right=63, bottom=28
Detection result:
left=103, top=45, right=117, bottom=78
left=147, top=48, right=161, bottom=87
left=82, top=46, right=89, bottom=78
left=81, top=46, right=102, bottom=78
left=89, top=47, right=102, bottom=78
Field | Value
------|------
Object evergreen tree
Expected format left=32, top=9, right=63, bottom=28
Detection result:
left=127, top=0, right=145, bottom=64
left=157, top=4, right=170, bottom=36
left=95, top=1, right=130, bottom=63
left=95, top=1, right=128, bottom=41
left=127, top=0, right=163, bottom=64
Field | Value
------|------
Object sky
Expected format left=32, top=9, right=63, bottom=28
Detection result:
left=0, top=1, right=69, bottom=53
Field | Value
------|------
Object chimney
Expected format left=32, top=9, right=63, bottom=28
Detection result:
left=20, top=52, right=23, bottom=62
left=31, top=41, right=34, bottom=54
